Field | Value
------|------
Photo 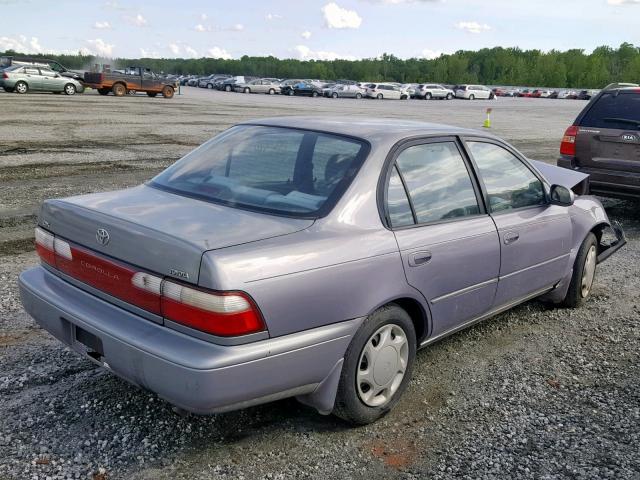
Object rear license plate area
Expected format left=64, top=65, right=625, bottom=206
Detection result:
left=71, top=324, right=106, bottom=364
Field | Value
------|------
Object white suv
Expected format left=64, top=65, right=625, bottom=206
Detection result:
left=365, top=83, right=407, bottom=100
left=454, top=84, right=494, bottom=100
left=415, top=84, right=455, bottom=100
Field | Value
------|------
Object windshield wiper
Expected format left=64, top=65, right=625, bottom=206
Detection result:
left=602, top=117, right=640, bottom=128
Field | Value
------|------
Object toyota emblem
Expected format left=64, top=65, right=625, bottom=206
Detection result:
left=96, top=228, right=110, bottom=246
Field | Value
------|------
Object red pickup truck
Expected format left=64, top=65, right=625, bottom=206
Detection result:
left=84, top=66, right=177, bottom=98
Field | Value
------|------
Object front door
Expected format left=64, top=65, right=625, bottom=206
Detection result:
left=464, top=140, right=572, bottom=307
left=385, top=139, right=501, bottom=338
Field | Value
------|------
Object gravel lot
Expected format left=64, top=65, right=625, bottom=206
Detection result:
left=0, top=88, right=638, bottom=480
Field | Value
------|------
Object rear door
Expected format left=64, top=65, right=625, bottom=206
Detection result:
left=386, top=138, right=500, bottom=337
left=464, top=139, right=572, bottom=307
left=23, top=67, right=42, bottom=90
left=575, top=90, right=640, bottom=174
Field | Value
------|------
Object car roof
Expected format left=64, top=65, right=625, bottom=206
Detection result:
left=240, top=116, right=493, bottom=143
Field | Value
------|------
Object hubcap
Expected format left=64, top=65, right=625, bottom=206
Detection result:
left=581, top=245, right=597, bottom=297
left=17, top=83, right=26, bottom=93
left=356, top=324, right=408, bottom=407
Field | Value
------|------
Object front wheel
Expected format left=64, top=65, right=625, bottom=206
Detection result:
left=332, top=92, right=338, bottom=99
left=15, top=81, right=28, bottom=94
left=244, top=87, right=250, bottom=94
left=268, top=88, right=275, bottom=95
left=377, top=93, right=383, bottom=100
left=162, top=86, right=174, bottom=98
left=312, top=91, right=319, bottom=97
left=468, top=94, right=475, bottom=100
left=333, top=304, right=416, bottom=425
left=561, top=233, right=598, bottom=308
left=225, top=85, right=232, bottom=92
left=355, top=93, right=362, bottom=99
left=64, top=83, right=76, bottom=95
left=425, top=93, right=432, bottom=100
left=446, top=93, right=453, bottom=100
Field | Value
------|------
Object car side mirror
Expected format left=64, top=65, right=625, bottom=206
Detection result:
left=550, top=184, right=574, bottom=206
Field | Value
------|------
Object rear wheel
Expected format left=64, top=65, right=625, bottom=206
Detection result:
left=112, top=83, right=126, bottom=97
left=332, top=92, right=338, bottom=99
left=244, top=87, right=250, bottom=94
left=162, top=86, right=174, bottom=98
left=446, top=93, right=453, bottom=100
left=225, top=85, right=232, bottom=92
left=333, top=305, right=416, bottom=425
left=15, top=81, right=28, bottom=94
left=424, top=92, right=432, bottom=100
left=288, top=89, right=294, bottom=96
left=468, top=94, right=475, bottom=100
left=64, top=84, right=76, bottom=95
left=312, top=91, right=319, bottom=97
left=147, top=92, right=158, bottom=97
left=355, top=93, right=362, bottom=99
left=207, top=83, right=213, bottom=89
left=4, top=87, right=14, bottom=93
left=97, top=88, right=109, bottom=96
left=268, top=88, right=275, bottom=95
left=377, top=93, right=383, bottom=100
left=561, top=233, right=598, bottom=308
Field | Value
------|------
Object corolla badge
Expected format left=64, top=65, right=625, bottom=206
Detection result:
left=96, top=228, right=110, bottom=246
left=621, top=133, right=638, bottom=142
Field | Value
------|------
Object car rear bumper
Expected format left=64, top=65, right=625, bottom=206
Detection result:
left=19, top=266, right=361, bottom=414
left=557, top=157, right=640, bottom=199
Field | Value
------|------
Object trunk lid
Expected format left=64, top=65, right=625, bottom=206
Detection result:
left=39, top=185, right=313, bottom=284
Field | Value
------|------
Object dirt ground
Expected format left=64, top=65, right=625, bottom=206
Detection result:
left=0, top=88, right=638, bottom=480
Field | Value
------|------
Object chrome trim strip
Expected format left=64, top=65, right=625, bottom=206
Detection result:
left=430, top=278, right=498, bottom=304
left=420, top=284, right=556, bottom=348
left=499, top=253, right=570, bottom=281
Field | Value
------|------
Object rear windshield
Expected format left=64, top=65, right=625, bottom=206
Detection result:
left=150, top=125, right=368, bottom=218
left=580, top=91, right=640, bottom=130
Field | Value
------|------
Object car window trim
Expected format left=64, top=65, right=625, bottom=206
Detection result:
left=377, top=135, right=488, bottom=230
left=460, top=136, right=550, bottom=215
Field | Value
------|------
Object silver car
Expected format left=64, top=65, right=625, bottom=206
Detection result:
left=19, top=117, right=624, bottom=424
left=326, top=84, right=364, bottom=99
left=235, top=78, right=281, bottom=95
left=415, top=83, right=455, bottom=100
left=1, top=65, right=84, bottom=95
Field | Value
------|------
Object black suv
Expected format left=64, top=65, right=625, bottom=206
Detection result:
left=558, top=83, right=640, bottom=199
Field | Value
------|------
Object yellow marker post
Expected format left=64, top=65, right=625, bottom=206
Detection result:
left=483, top=108, right=492, bottom=128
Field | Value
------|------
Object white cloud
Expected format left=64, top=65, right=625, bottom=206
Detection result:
left=207, top=47, right=232, bottom=59
left=200, top=13, right=208, bottom=20
left=421, top=48, right=442, bottom=59
left=124, top=13, right=147, bottom=27
left=294, top=45, right=357, bottom=61
left=455, top=21, right=491, bottom=33
left=87, top=38, right=115, bottom=57
left=93, top=21, right=112, bottom=30
left=364, top=0, right=440, bottom=3
left=322, top=2, right=362, bottom=29
left=0, top=35, right=43, bottom=54
left=301, top=30, right=312, bottom=39
left=266, top=13, right=282, bottom=20
left=139, top=47, right=160, bottom=58
left=168, top=43, right=180, bottom=55
left=104, top=0, right=125, bottom=9
left=194, top=23, right=210, bottom=32
left=607, top=0, right=640, bottom=3
left=231, top=23, right=244, bottom=31
left=185, top=46, right=198, bottom=58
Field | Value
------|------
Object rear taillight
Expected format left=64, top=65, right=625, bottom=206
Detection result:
left=2, top=72, right=8, bottom=79
left=161, top=281, right=265, bottom=337
left=560, top=125, right=579, bottom=156
left=34, top=227, right=265, bottom=337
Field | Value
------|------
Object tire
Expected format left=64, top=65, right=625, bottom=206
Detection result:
left=162, top=86, right=174, bottom=98
left=112, top=83, right=126, bottom=97
left=446, top=93, right=453, bottom=100
left=425, top=92, right=432, bottom=100
left=244, top=87, right=250, bottom=94
left=377, top=93, right=383, bottom=100
left=4, top=87, right=14, bottom=93
left=15, top=81, right=28, bottom=94
left=207, top=83, right=213, bottom=89
left=312, top=91, right=319, bottom=97
left=288, top=89, right=294, bottom=96
left=97, top=88, right=109, bottom=96
left=468, top=94, right=475, bottom=100
left=561, top=233, right=598, bottom=308
left=268, top=88, right=275, bottom=95
left=333, top=304, right=416, bottom=425
left=489, top=93, right=495, bottom=100
left=63, top=83, right=76, bottom=95
left=355, top=93, right=362, bottom=99
left=332, top=92, right=338, bottom=99
left=147, top=92, right=158, bottom=97
left=225, top=85, right=232, bottom=92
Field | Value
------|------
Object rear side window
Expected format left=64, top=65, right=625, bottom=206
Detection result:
left=468, top=142, right=545, bottom=212
left=580, top=92, right=640, bottom=130
left=151, top=126, right=367, bottom=217
left=386, top=166, right=414, bottom=228
left=393, top=142, right=480, bottom=224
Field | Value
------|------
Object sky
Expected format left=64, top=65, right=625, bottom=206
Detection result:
left=0, top=0, right=639, bottom=61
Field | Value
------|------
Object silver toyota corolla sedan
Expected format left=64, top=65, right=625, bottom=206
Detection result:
left=19, top=117, right=625, bottom=424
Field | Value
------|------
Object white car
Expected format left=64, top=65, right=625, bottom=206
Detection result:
left=415, top=84, right=455, bottom=100
left=365, top=83, right=407, bottom=100
left=454, top=84, right=494, bottom=100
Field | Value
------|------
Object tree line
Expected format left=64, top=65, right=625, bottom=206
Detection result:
left=2, top=43, right=639, bottom=89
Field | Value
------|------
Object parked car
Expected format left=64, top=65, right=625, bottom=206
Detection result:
left=20, top=117, right=625, bottom=425
left=217, top=76, right=248, bottom=92
left=365, top=83, right=407, bottom=100
left=234, top=78, right=281, bottom=95
left=0, top=56, right=84, bottom=82
left=577, top=89, right=600, bottom=101
left=517, top=89, right=534, bottom=98
left=454, top=84, right=494, bottom=100
left=281, top=81, right=323, bottom=97
left=325, top=84, right=365, bottom=99
left=554, top=90, right=577, bottom=100
left=1, top=65, right=84, bottom=95
left=415, top=84, right=454, bottom=100
left=558, top=83, right=640, bottom=199
left=531, top=89, right=552, bottom=98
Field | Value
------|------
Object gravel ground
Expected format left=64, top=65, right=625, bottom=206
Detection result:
left=0, top=88, right=638, bottom=480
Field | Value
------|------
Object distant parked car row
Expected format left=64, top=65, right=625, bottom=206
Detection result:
left=492, top=87, right=599, bottom=100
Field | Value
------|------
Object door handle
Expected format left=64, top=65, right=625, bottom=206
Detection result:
left=504, top=231, right=520, bottom=245
left=408, top=251, right=432, bottom=267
